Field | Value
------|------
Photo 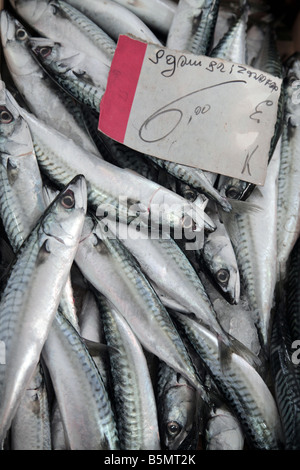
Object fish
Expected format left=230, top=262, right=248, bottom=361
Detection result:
left=0, top=81, right=45, bottom=252
left=77, top=288, right=110, bottom=388
left=0, top=174, right=87, bottom=446
left=270, top=290, right=300, bottom=450
left=167, top=0, right=220, bottom=56
left=42, top=308, right=120, bottom=450
left=172, top=311, right=283, bottom=450
left=200, top=201, right=240, bottom=305
left=285, top=237, right=300, bottom=345
left=0, top=10, right=102, bottom=156
left=28, top=37, right=106, bottom=112
left=156, top=359, right=204, bottom=450
left=74, top=215, right=207, bottom=396
left=10, top=363, right=52, bottom=450
left=167, top=0, right=207, bottom=52
left=16, top=104, right=211, bottom=237
left=104, top=219, right=232, bottom=342
left=9, top=0, right=116, bottom=63
left=276, top=53, right=300, bottom=279
left=50, top=400, right=68, bottom=450
left=210, top=0, right=249, bottom=64
left=112, top=0, right=177, bottom=36
left=220, top=138, right=281, bottom=353
left=64, top=0, right=162, bottom=44
left=98, top=294, right=161, bottom=450
left=145, top=155, right=232, bottom=214
left=204, top=403, right=244, bottom=450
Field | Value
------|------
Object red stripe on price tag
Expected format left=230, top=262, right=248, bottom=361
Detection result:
left=98, top=35, right=147, bottom=143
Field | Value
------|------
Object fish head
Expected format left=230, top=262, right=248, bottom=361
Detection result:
left=9, top=0, right=52, bottom=26
left=160, top=380, right=200, bottom=450
left=202, top=234, right=240, bottom=304
left=147, top=187, right=210, bottom=246
left=29, top=37, right=61, bottom=70
left=40, top=175, right=87, bottom=254
left=217, top=175, right=249, bottom=201
left=29, top=37, right=82, bottom=76
left=0, top=11, right=41, bottom=77
left=0, top=85, right=32, bottom=153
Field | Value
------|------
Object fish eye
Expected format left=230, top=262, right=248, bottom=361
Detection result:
left=61, top=189, right=75, bottom=209
left=0, top=107, right=14, bottom=124
left=183, top=188, right=197, bottom=202
left=51, top=4, right=59, bottom=15
left=16, top=28, right=27, bottom=41
left=216, top=268, right=230, bottom=285
left=37, top=46, right=52, bottom=59
left=166, top=421, right=182, bottom=437
left=226, top=186, right=239, bottom=199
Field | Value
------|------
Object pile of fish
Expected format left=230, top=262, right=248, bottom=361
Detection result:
left=0, top=0, right=298, bottom=451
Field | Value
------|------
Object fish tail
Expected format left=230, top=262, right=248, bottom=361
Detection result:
left=218, top=332, right=261, bottom=372
left=225, top=198, right=263, bottom=214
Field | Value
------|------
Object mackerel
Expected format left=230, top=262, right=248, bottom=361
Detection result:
left=276, top=53, right=300, bottom=279
left=42, top=309, right=119, bottom=450
left=172, top=311, right=283, bottom=449
left=146, top=155, right=232, bottom=213
left=200, top=201, right=240, bottom=305
left=0, top=11, right=101, bottom=156
left=222, top=139, right=280, bottom=352
left=29, top=37, right=106, bottom=112
left=75, top=216, right=207, bottom=396
left=10, top=363, right=52, bottom=450
left=98, top=295, right=161, bottom=450
left=167, top=0, right=220, bottom=56
left=205, top=403, right=244, bottom=450
left=0, top=82, right=45, bottom=252
left=65, top=0, right=161, bottom=44
left=10, top=0, right=116, bottom=63
left=157, top=359, right=203, bottom=450
left=113, top=0, right=176, bottom=36
left=270, top=295, right=300, bottom=450
left=0, top=175, right=87, bottom=446
left=18, top=105, right=211, bottom=236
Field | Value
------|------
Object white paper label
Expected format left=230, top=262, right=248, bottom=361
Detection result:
left=99, top=35, right=282, bottom=185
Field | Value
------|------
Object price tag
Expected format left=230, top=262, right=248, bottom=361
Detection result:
left=98, top=35, right=282, bottom=185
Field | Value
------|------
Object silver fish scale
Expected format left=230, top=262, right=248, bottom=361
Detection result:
left=57, top=0, right=116, bottom=60
left=0, top=167, right=26, bottom=252
left=52, top=73, right=103, bottom=112
left=277, top=121, right=300, bottom=273
left=46, top=311, right=120, bottom=449
left=0, top=231, right=39, bottom=384
left=101, top=306, right=147, bottom=449
left=270, top=305, right=300, bottom=450
left=148, top=157, right=230, bottom=212
left=158, top=238, right=209, bottom=297
left=190, top=0, right=221, bottom=56
left=174, top=314, right=281, bottom=450
left=11, top=364, right=52, bottom=450
left=95, top=231, right=203, bottom=393
left=226, top=213, right=259, bottom=322
left=31, top=138, right=135, bottom=224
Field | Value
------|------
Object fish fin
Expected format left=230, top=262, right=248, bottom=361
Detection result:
left=218, top=333, right=261, bottom=372
left=36, top=239, right=51, bottom=264
left=81, top=337, right=119, bottom=356
left=7, top=158, right=19, bottom=185
left=72, top=69, right=95, bottom=86
left=226, top=198, right=263, bottom=214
